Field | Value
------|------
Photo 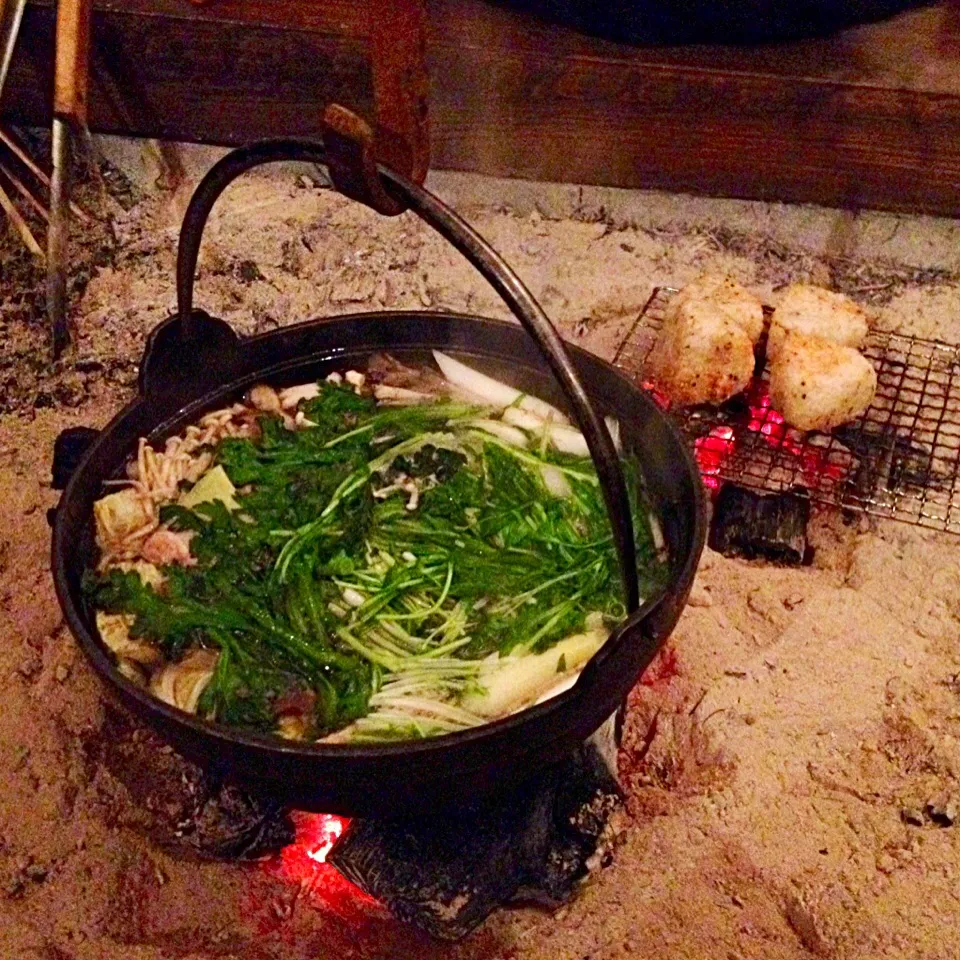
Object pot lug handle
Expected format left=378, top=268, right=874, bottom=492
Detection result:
left=47, top=424, right=100, bottom=527
left=138, top=309, right=244, bottom=402
left=52, top=426, right=100, bottom=491
left=172, top=139, right=640, bottom=611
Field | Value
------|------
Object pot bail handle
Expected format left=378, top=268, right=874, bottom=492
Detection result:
left=174, top=139, right=639, bottom=612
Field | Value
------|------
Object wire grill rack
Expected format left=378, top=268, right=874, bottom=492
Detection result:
left=613, top=287, right=960, bottom=535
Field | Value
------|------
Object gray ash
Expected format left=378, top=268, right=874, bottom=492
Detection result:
left=83, top=706, right=293, bottom=861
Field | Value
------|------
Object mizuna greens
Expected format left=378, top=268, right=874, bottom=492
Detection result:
left=85, top=354, right=667, bottom=742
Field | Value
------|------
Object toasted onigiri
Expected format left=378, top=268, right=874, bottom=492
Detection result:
left=769, top=332, right=877, bottom=432
left=648, top=299, right=755, bottom=407
left=768, top=284, right=868, bottom=360
left=667, top=271, right=765, bottom=345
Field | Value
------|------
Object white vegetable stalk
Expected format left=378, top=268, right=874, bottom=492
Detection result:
left=462, top=624, right=608, bottom=719
left=373, top=385, right=437, bottom=405
left=540, top=463, right=572, bottom=498
left=466, top=419, right=530, bottom=448
left=501, top=407, right=551, bottom=431
left=500, top=405, right=590, bottom=456
left=342, top=588, right=367, bottom=608
left=433, top=350, right=570, bottom=424
left=544, top=423, right=590, bottom=457
left=502, top=405, right=621, bottom=456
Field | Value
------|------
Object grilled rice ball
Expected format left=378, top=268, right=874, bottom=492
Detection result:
left=768, top=283, right=869, bottom=360
left=667, top=271, right=765, bottom=345
left=769, top=332, right=877, bottom=432
left=649, top=299, right=755, bottom=407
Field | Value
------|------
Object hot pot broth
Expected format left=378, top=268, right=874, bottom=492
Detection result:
left=84, top=351, right=667, bottom=743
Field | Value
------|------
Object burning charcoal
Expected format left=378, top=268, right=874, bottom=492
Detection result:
left=805, top=433, right=859, bottom=479
left=835, top=424, right=940, bottom=495
left=328, top=736, right=621, bottom=940
left=685, top=400, right=741, bottom=438
left=525, top=745, right=622, bottom=905
left=888, top=436, right=939, bottom=491
left=709, top=484, right=810, bottom=565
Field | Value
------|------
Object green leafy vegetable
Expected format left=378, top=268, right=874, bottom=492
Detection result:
left=86, top=377, right=667, bottom=741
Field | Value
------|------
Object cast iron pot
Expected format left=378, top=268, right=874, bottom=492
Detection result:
left=499, top=0, right=927, bottom=44
left=52, top=140, right=706, bottom=818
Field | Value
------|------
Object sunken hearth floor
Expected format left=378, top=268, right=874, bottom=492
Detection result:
left=2, top=138, right=960, bottom=959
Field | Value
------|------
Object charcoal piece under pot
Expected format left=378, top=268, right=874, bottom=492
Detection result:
left=85, top=706, right=294, bottom=860
left=179, top=781, right=295, bottom=860
left=709, top=483, right=811, bottom=565
left=328, top=731, right=621, bottom=940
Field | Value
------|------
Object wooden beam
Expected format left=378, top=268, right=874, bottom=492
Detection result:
left=48, top=0, right=369, bottom=36
left=5, top=0, right=960, bottom=215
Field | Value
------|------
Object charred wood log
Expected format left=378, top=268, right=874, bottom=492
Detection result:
left=709, top=483, right=811, bottom=565
left=84, top=706, right=293, bottom=860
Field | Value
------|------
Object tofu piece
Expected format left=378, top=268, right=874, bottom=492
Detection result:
left=768, top=284, right=869, bottom=360
left=96, top=611, right=163, bottom=666
left=179, top=465, right=239, bottom=512
left=648, top=299, right=755, bottom=407
left=93, top=488, right=152, bottom=545
left=769, top=332, right=877, bottom=432
left=114, top=560, right=165, bottom=590
left=667, top=272, right=765, bottom=345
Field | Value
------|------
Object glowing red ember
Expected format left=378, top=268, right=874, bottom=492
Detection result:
left=641, top=380, right=671, bottom=411
left=694, top=426, right=735, bottom=492
left=259, top=812, right=379, bottom=920
left=689, top=379, right=851, bottom=494
left=639, top=645, right=680, bottom=687
left=744, top=380, right=801, bottom=455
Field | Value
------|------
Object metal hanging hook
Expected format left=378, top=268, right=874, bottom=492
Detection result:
left=322, top=0, right=429, bottom=216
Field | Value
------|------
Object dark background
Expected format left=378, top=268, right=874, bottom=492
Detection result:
left=501, top=0, right=928, bottom=42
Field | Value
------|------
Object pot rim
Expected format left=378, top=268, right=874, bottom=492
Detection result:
left=52, top=311, right=706, bottom=763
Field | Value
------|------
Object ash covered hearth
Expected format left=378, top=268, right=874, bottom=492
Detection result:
left=5, top=143, right=960, bottom=960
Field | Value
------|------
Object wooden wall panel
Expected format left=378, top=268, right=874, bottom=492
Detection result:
left=427, top=35, right=960, bottom=212
left=426, top=0, right=960, bottom=214
left=7, top=1, right=373, bottom=143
